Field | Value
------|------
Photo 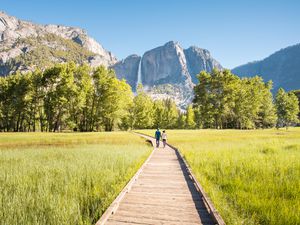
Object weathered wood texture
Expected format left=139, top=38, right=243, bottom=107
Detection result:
left=97, top=134, right=223, bottom=225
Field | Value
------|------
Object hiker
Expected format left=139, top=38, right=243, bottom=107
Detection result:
left=155, top=128, right=161, bottom=148
left=162, top=130, right=167, bottom=148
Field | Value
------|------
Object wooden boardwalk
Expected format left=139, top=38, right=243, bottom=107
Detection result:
left=97, top=134, right=224, bottom=225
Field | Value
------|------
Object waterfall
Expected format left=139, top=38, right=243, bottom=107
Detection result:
left=136, top=57, right=142, bottom=89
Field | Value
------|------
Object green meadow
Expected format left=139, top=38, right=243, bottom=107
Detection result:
left=140, top=128, right=300, bottom=225
left=0, top=132, right=151, bottom=225
left=1, top=129, right=300, bottom=225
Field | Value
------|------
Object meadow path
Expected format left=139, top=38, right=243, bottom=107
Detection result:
left=97, top=134, right=224, bottom=225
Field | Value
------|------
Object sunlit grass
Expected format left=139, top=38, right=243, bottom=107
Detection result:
left=139, top=128, right=300, bottom=225
left=0, top=132, right=151, bottom=225
left=0, top=132, right=138, bottom=148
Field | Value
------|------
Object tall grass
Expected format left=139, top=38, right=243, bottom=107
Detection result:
left=0, top=132, right=140, bottom=148
left=0, top=132, right=151, bottom=225
left=139, top=128, right=300, bottom=225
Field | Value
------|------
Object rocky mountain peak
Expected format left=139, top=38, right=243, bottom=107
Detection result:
left=187, top=46, right=210, bottom=56
left=163, top=40, right=179, bottom=47
left=0, top=11, right=117, bottom=75
left=0, top=11, right=18, bottom=29
left=112, top=54, right=141, bottom=89
left=140, top=41, right=193, bottom=87
left=111, top=41, right=222, bottom=109
left=184, top=46, right=222, bottom=83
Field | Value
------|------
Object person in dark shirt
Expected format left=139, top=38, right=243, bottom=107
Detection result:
left=155, top=128, right=161, bottom=148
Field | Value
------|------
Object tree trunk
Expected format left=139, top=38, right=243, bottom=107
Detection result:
left=16, top=112, right=21, bottom=132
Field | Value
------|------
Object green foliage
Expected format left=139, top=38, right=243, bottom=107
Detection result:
left=128, top=84, right=154, bottom=129
left=123, top=84, right=182, bottom=130
left=153, top=100, right=165, bottom=128
left=0, top=72, right=31, bottom=131
left=162, top=99, right=179, bottom=128
left=292, top=89, right=300, bottom=119
left=275, top=88, right=299, bottom=128
left=185, top=105, right=196, bottom=129
left=151, top=99, right=179, bottom=129
left=0, top=63, right=132, bottom=132
left=258, top=81, right=278, bottom=128
left=92, top=67, right=133, bottom=131
left=43, top=63, right=77, bottom=131
left=193, top=69, right=278, bottom=129
left=177, top=113, right=187, bottom=129
left=0, top=64, right=298, bottom=132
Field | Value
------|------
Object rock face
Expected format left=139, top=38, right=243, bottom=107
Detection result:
left=141, top=41, right=192, bottom=86
left=112, top=55, right=141, bottom=88
left=112, top=41, right=222, bottom=109
left=184, top=46, right=223, bottom=83
left=1, top=11, right=224, bottom=109
left=232, top=43, right=300, bottom=92
left=0, top=11, right=116, bottom=75
left=113, top=41, right=222, bottom=89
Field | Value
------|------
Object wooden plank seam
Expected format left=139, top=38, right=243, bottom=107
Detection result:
left=96, top=132, right=226, bottom=225
left=95, top=136, right=156, bottom=225
left=134, top=132, right=226, bottom=225
left=167, top=143, right=226, bottom=225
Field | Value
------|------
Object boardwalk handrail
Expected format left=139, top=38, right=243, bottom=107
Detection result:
left=95, top=135, right=156, bottom=225
left=133, top=131, right=226, bottom=225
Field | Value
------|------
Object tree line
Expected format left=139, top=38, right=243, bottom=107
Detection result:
left=0, top=63, right=132, bottom=132
left=193, top=69, right=299, bottom=129
left=0, top=63, right=299, bottom=132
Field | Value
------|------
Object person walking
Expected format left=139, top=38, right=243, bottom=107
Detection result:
left=162, top=130, right=167, bottom=148
left=155, top=128, right=161, bottom=148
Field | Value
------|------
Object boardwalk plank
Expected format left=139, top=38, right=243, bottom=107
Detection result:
left=97, top=135, right=217, bottom=225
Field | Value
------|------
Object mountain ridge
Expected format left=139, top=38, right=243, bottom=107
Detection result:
left=232, top=43, right=300, bottom=91
left=0, top=11, right=116, bottom=75
left=3, top=11, right=299, bottom=109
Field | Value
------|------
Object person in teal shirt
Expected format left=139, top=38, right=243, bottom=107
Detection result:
left=155, top=128, right=161, bottom=148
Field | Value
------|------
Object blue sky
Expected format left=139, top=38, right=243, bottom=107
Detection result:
left=1, top=0, right=299, bottom=68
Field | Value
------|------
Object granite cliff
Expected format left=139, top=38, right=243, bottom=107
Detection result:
left=0, top=12, right=224, bottom=109
left=0, top=11, right=116, bottom=75
left=111, top=41, right=222, bottom=108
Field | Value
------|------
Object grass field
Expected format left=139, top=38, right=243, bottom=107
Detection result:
left=140, top=128, right=300, bottom=225
left=0, top=132, right=151, bottom=225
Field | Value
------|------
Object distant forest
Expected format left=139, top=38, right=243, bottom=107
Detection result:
left=0, top=62, right=299, bottom=132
